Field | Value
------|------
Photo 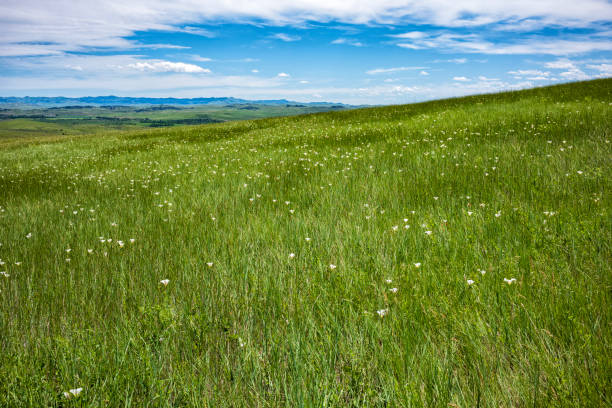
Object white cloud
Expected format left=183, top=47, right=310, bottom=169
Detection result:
left=356, top=85, right=422, bottom=96
left=391, top=32, right=427, bottom=39
left=559, top=68, right=591, bottom=80
left=137, top=44, right=191, bottom=50
left=507, top=69, right=564, bottom=81
left=478, top=75, right=499, bottom=81
left=299, top=80, right=309, bottom=84
left=420, top=71, right=429, bottom=76
left=544, top=59, right=577, bottom=69
left=508, top=69, right=550, bottom=77
left=586, top=63, right=612, bottom=76
left=126, top=61, right=210, bottom=73
left=492, top=19, right=549, bottom=32
left=541, top=59, right=610, bottom=79
left=277, top=72, right=290, bottom=77
left=2, top=1, right=611, bottom=57
left=251, top=69, right=259, bottom=73
left=331, top=38, right=363, bottom=47
left=0, top=44, right=64, bottom=57
left=177, top=26, right=215, bottom=37
left=394, top=32, right=612, bottom=55
left=432, top=58, right=468, bottom=64
left=396, top=43, right=425, bottom=50
left=366, top=66, right=427, bottom=75
left=191, top=55, right=213, bottom=62
left=271, top=33, right=301, bottom=42
left=486, top=40, right=612, bottom=55
left=453, top=76, right=470, bottom=81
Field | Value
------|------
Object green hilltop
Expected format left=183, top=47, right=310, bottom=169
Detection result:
left=0, top=79, right=610, bottom=406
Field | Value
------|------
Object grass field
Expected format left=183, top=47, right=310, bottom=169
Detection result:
left=0, top=104, right=348, bottom=140
left=0, top=79, right=610, bottom=407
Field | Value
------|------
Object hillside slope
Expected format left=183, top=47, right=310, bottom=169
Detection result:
left=0, top=79, right=610, bottom=407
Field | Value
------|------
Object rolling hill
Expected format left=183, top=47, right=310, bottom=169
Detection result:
left=0, top=79, right=610, bottom=407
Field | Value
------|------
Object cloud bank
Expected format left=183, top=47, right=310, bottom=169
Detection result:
left=1, top=0, right=611, bottom=56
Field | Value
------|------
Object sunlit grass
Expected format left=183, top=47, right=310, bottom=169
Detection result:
left=0, top=79, right=610, bottom=407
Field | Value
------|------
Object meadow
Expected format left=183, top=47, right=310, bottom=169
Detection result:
left=0, top=104, right=348, bottom=141
left=0, top=79, right=610, bottom=407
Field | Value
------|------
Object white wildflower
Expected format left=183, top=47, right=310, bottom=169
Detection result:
left=159, top=279, right=170, bottom=286
left=63, top=388, right=83, bottom=399
left=376, top=309, right=389, bottom=317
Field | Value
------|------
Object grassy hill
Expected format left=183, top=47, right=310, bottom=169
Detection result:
left=0, top=79, right=610, bottom=407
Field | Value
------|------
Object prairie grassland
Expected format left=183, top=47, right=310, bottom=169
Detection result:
left=0, top=79, right=610, bottom=407
left=0, top=104, right=348, bottom=140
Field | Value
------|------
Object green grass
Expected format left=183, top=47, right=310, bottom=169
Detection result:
left=0, top=104, right=348, bottom=140
left=0, top=79, right=610, bottom=407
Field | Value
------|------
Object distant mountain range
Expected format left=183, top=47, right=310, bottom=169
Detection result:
left=0, top=96, right=351, bottom=108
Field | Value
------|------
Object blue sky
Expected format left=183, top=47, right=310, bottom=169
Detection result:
left=0, top=1, right=611, bottom=104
